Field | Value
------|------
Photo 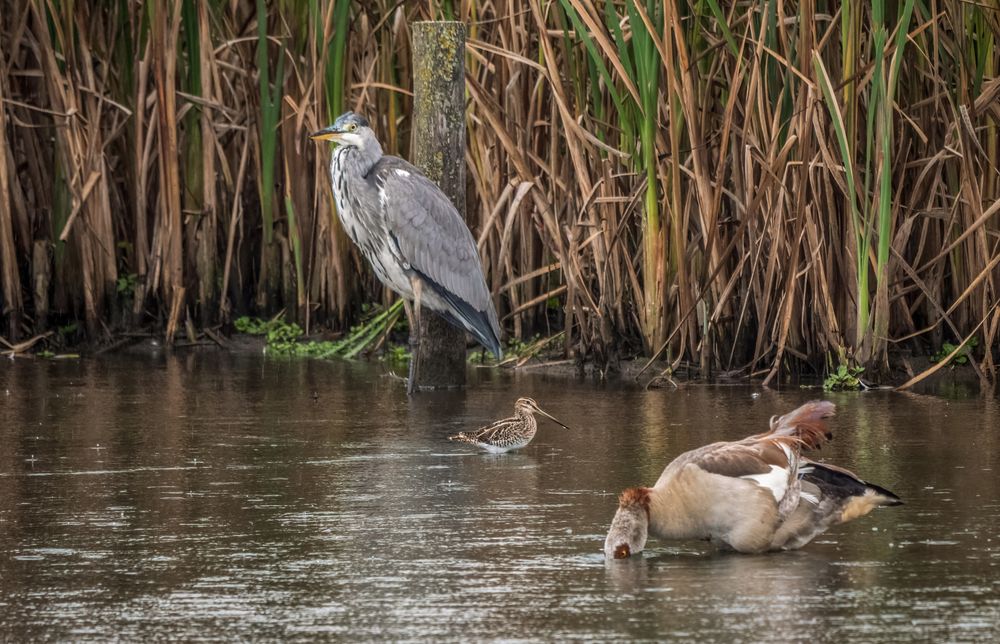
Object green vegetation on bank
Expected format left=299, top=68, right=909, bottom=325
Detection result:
left=235, top=300, right=406, bottom=358
left=823, top=364, right=866, bottom=392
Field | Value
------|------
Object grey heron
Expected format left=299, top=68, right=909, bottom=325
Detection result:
left=310, top=112, right=502, bottom=392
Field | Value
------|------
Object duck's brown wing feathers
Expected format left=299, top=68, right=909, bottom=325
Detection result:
left=692, top=440, right=792, bottom=478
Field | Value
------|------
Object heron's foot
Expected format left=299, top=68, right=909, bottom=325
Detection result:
left=382, top=355, right=420, bottom=394
left=383, top=369, right=420, bottom=394
left=405, top=377, right=429, bottom=393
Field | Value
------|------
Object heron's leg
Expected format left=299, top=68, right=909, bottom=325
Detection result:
left=406, top=278, right=423, bottom=395
left=400, top=298, right=416, bottom=393
left=401, top=298, right=415, bottom=331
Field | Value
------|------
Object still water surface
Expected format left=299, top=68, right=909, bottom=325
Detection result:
left=1, top=354, right=999, bottom=640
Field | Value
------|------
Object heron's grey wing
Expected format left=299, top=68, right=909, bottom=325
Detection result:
left=372, top=158, right=486, bottom=308
left=370, top=157, right=501, bottom=350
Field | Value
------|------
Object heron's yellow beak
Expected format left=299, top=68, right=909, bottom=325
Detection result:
left=310, top=126, right=341, bottom=142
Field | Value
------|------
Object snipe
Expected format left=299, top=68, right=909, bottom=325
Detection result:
left=449, top=397, right=570, bottom=453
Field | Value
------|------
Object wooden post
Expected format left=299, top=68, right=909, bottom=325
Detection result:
left=411, top=21, right=467, bottom=389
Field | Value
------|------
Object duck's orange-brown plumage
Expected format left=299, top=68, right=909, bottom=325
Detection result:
left=605, top=401, right=901, bottom=559
left=617, top=487, right=652, bottom=514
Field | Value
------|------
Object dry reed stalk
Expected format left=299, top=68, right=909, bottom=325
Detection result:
left=193, top=0, right=220, bottom=326
left=0, top=33, right=22, bottom=339
left=151, top=0, right=184, bottom=340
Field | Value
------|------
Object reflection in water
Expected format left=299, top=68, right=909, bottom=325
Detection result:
left=1, top=355, right=999, bottom=640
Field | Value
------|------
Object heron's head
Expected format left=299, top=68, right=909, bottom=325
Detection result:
left=604, top=487, right=650, bottom=560
left=514, top=397, right=571, bottom=430
left=310, top=112, right=375, bottom=149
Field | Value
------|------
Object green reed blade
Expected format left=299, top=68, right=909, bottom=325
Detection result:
left=704, top=0, right=738, bottom=57
left=558, top=0, right=625, bottom=119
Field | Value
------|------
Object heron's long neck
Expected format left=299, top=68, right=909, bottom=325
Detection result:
left=333, top=141, right=383, bottom=179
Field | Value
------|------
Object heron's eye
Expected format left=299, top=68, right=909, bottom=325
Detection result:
left=347, top=123, right=357, bottom=132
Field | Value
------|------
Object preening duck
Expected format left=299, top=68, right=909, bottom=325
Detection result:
left=449, top=397, right=570, bottom=453
left=604, top=401, right=901, bottom=558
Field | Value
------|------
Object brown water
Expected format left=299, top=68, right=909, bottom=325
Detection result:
left=1, top=354, right=999, bottom=641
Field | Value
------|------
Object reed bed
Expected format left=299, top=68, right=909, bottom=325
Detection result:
left=0, top=1, right=997, bottom=385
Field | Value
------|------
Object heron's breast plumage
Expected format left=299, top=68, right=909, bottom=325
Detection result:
left=330, top=149, right=413, bottom=299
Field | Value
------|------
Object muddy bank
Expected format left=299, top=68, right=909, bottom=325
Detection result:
left=7, top=327, right=986, bottom=399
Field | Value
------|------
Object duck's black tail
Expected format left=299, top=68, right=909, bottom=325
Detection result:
left=801, top=461, right=902, bottom=524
